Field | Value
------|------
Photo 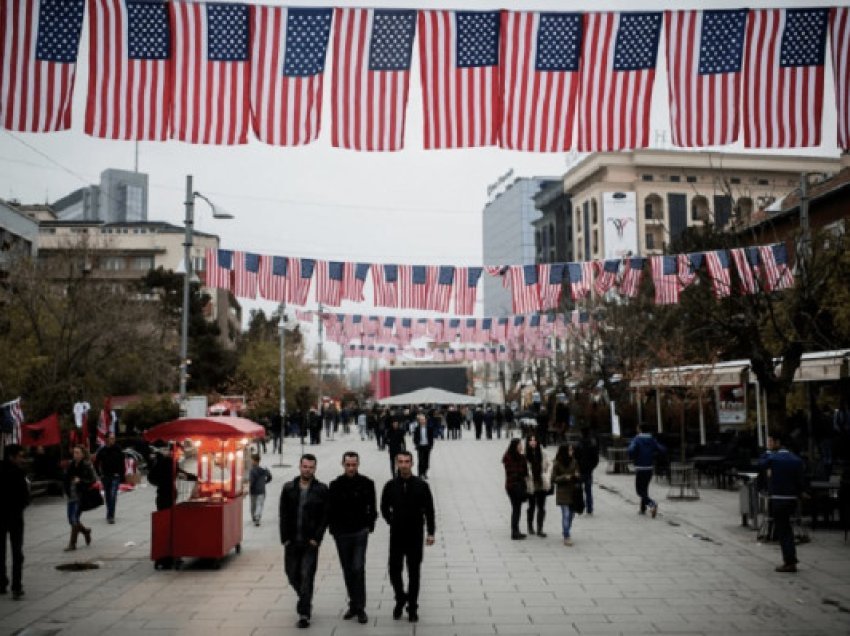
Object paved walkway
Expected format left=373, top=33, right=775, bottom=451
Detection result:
left=2, top=434, right=849, bottom=636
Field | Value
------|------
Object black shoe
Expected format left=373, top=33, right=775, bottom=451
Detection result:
left=297, top=616, right=310, bottom=628
left=357, top=611, right=368, bottom=624
left=12, top=589, right=24, bottom=600
left=511, top=532, right=527, bottom=540
left=537, top=531, right=547, bottom=538
left=107, top=518, right=115, bottom=525
left=343, top=609, right=356, bottom=620
left=393, top=600, right=406, bottom=620
left=408, top=610, right=419, bottom=623
left=775, top=563, right=797, bottom=573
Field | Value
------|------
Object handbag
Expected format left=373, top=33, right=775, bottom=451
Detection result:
left=572, top=481, right=585, bottom=515
left=80, top=483, right=104, bottom=512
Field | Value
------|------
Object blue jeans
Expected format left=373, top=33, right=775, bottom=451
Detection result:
left=334, top=529, right=369, bottom=612
left=771, top=499, right=798, bottom=565
left=102, top=474, right=120, bottom=520
left=581, top=473, right=594, bottom=513
left=66, top=500, right=81, bottom=526
left=560, top=505, right=575, bottom=538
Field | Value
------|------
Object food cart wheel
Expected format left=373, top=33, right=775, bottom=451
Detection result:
left=235, top=543, right=242, bottom=554
left=213, top=559, right=222, bottom=570
left=174, top=559, right=183, bottom=570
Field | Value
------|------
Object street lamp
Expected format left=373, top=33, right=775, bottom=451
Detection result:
left=179, top=174, right=234, bottom=414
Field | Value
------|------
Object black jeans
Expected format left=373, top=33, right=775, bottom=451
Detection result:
left=635, top=470, right=656, bottom=512
left=416, top=446, right=432, bottom=477
left=284, top=541, right=319, bottom=617
left=506, top=486, right=526, bottom=534
left=334, top=529, right=369, bottom=612
left=771, top=499, right=798, bottom=565
left=102, top=474, right=121, bottom=521
left=0, top=515, right=24, bottom=592
left=388, top=534, right=423, bottom=612
left=527, top=490, right=548, bottom=530
left=581, top=473, right=594, bottom=513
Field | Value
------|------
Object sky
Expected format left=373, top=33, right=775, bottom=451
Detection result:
left=0, top=0, right=842, bottom=338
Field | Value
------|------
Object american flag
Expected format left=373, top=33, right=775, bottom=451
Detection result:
left=743, top=8, right=829, bottom=148
left=462, top=318, right=477, bottom=342
left=619, top=257, right=645, bottom=298
left=398, top=265, right=432, bottom=309
left=372, top=264, right=399, bottom=307
left=500, top=11, right=582, bottom=151
left=345, top=313, right=363, bottom=339
left=594, top=259, right=620, bottom=295
left=381, top=316, right=395, bottom=341
left=342, top=263, right=370, bottom=302
left=730, top=247, right=759, bottom=294
left=830, top=7, right=850, bottom=151
left=507, top=265, right=540, bottom=314
left=170, top=1, right=250, bottom=145
left=483, top=265, right=505, bottom=276
left=205, top=247, right=233, bottom=290
left=331, top=8, right=416, bottom=151
left=566, top=261, right=594, bottom=300
left=454, top=266, right=482, bottom=315
left=0, top=397, right=24, bottom=444
left=397, top=317, right=412, bottom=343
left=233, top=251, right=260, bottom=299
left=85, top=0, right=171, bottom=140
left=704, top=249, right=732, bottom=298
left=446, top=318, right=462, bottom=342
left=538, top=263, right=565, bottom=310
left=315, top=260, right=345, bottom=306
left=480, top=317, right=493, bottom=343
left=288, top=257, right=315, bottom=306
left=758, top=244, right=795, bottom=292
left=577, top=12, right=662, bottom=151
left=493, top=317, right=509, bottom=341
left=651, top=255, right=681, bottom=305
left=0, top=0, right=84, bottom=131
left=250, top=6, right=331, bottom=146
left=295, top=309, right=313, bottom=323
left=430, top=318, right=445, bottom=341
left=508, top=315, right=525, bottom=341
left=413, top=317, right=428, bottom=338
left=258, top=255, right=288, bottom=302
left=418, top=10, right=501, bottom=149
left=664, top=10, right=747, bottom=148
left=677, top=252, right=703, bottom=290
left=428, top=265, right=454, bottom=312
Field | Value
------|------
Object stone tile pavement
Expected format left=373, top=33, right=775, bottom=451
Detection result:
left=2, top=434, right=849, bottom=636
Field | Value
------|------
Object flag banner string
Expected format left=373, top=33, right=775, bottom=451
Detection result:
left=1, top=3, right=847, bottom=151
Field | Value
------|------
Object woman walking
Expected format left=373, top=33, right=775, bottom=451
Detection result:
left=502, top=438, right=528, bottom=540
left=63, top=445, right=96, bottom=551
left=551, top=443, right=581, bottom=546
left=525, top=434, right=551, bottom=537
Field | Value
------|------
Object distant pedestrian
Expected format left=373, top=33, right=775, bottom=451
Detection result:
left=248, top=454, right=272, bottom=526
left=502, top=438, right=528, bottom=540
left=63, top=445, right=95, bottom=551
left=493, top=407, right=504, bottom=439
left=279, top=454, right=329, bottom=629
left=357, top=411, right=368, bottom=441
left=380, top=451, right=436, bottom=623
left=524, top=434, right=551, bottom=537
left=759, top=434, right=805, bottom=573
left=328, top=452, right=377, bottom=624
left=628, top=424, right=666, bottom=518
left=484, top=407, right=494, bottom=439
left=94, top=433, right=124, bottom=524
left=576, top=428, right=600, bottom=515
left=473, top=407, right=484, bottom=440
left=536, top=408, right=550, bottom=447
left=0, top=444, right=29, bottom=600
left=411, top=413, right=436, bottom=479
left=551, top=444, right=581, bottom=546
left=271, top=413, right=283, bottom=454
left=386, top=418, right=406, bottom=477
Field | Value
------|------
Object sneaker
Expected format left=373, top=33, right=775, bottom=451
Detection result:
left=563, top=538, right=573, bottom=546
left=12, top=589, right=24, bottom=600
left=650, top=505, right=658, bottom=519
left=297, top=616, right=310, bottom=628
left=343, top=609, right=356, bottom=620
left=393, top=600, right=406, bottom=620
left=357, top=611, right=368, bottom=624
left=775, top=563, right=798, bottom=573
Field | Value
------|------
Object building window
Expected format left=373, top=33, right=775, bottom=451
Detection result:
left=591, top=199, right=598, bottom=224
left=642, top=174, right=654, bottom=182
left=102, top=257, right=124, bottom=271
left=644, top=194, right=663, bottom=220
left=686, top=176, right=697, bottom=183
left=132, top=256, right=154, bottom=271
left=645, top=233, right=655, bottom=250
left=690, top=195, right=709, bottom=221
left=592, top=230, right=599, bottom=254
left=757, top=178, right=769, bottom=186
left=670, top=175, right=681, bottom=183
left=730, top=177, right=741, bottom=185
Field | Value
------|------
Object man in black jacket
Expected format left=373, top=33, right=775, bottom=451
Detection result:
left=95, top=433, right=124, bottom=524
left=328, top=452, right=377, bottom=624
left=577, top=428, right=600, bottom=515
left=380, top=451, right=435, bottom=623
left=279, top=454, right=329, bottom=629
left=0, top=444, right=29, bottom=600
left=411, top=413, right=436, bottom=479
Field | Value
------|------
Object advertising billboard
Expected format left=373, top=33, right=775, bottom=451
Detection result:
left=602, top=191, right=639, bottom=259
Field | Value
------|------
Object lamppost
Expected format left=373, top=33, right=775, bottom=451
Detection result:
left=179, top=174, right=233, bottom=414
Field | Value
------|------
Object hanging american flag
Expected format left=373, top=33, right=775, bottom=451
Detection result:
left=758, top=243, right=795, bottom=292
left=664, top=10, right=747, bottom=148
left=619, top=256, right=645, bottom=298
left=577, top=12, right=662, bottom=151
left=493, top=317, right=509, bottom=341
left=651, top=255, right=681, bottom=305
left=288, top=257, right=315, bottom=305
left=538, top=263, right=565, bottom=311
left=85, top=0, right=171, bottom=140
left=704, top=249, right=732, bottom=298
left=743, top=8, right=829, bottom=148
left=594, top=259, right=620, bottom=295
left=454, top=266, right=482, bottom=315
left=0, top=0, right=85, bottom=131
left=509, top=315, right=526, bottom=341
left=315, top=260, right=345, bottom=306
left=831, top=7, right=850, bottom=151
left=479, top=317, right=493, bottom=343
left=461, top=318, right=477, bottom=342
left=170, top=1, right=250, bottom=145
left=398, top=265, right=431, bottom=309
left=483, top=265, right=505, bottom=276
left=418, top=10, right=501, bottom=149
left=500, top=11, right=582, bottom=151
left=233, top=251, right=260, bottom=299
left=250, top=6, right=331, bottom=146
left=342, top=263, right=370, bottom=302
left=372, top=264, right=399, bottom=307
left=205, top=247, right=233, bottom=290
left=730, top=247, right=759, bottom=294
left=507, top=265, right=540, bottom=314
left=446, top=318, right=462, bottom=342
left=566, top=261, right=594, bottom=300
left=677, top=252, right=703, bottom=290
left=427, top=265, right=454, bottom=313
left=0, top=397, right=24, bottom=444
left=331, top=8, right=416, bottom=151
left=258, top=255, right=288, bottom=302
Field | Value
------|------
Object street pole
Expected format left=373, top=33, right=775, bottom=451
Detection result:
left=178, top=175, right=194, bottom=414
left=315, top=304, right=324, bottom=447
left=277, top=301, right=287, bottom=467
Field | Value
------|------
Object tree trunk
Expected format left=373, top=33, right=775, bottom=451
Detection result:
left=764, top=386, right=789, bottom=437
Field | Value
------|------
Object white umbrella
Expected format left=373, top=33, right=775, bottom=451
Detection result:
left=376, top=387, right=482, bottom=406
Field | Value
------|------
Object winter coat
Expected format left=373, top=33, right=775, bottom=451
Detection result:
left=279, top=477, right=329, bottom=545
left=525, top=450, right=552, bottom=494
left=502, top=451, right=528, bottom=497
left=551, top=457, right=580, bottom=506
left=64, top=460, right=96, bottom=502
left=328, top=473, right=377, bottom=536
left=0, top=459, right=30, bottom=520
left=628, top=433, right=666, bottom=470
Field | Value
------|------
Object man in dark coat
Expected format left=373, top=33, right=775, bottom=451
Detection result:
left=380, top=451, right=435, bottom=623
left=0, top=444, right=29, bottom=599
left=577, top=428, right=600, bottom=515
left=385, top=418, right=406, bottom=477
left=279, top=454, right=329, bottom=629
left=759, top=434, right=805, bottom=573
left=94, top=433, right=125, bottom=524
left=411, top=413, right=437, bottom=479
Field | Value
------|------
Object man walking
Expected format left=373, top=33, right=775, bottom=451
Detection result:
left=759, top=433, right=805, bottom=573
left=380, top=451, right=435, bottom=623
left=411, top=412, right=436, bottom=480
left=628, top=424, right=666, bottom=517
left=328, top=452, right=377, bottom=624
left=577, top=428, right=600, bottom=515
left=94, top=433, right=124, bottom=524
left=385, top=418, right=406, bottom=477
left=0, top=445, right=29, bottom=600
left=279, top=454, right=329, bottom=629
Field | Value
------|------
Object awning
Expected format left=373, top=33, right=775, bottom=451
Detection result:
left=631, top=360, right=752, bottom=388
left=143, top=416, right=265, bottom=442
left=782, top=349, right=850, bottom=383
left=377, top=387, right=482, bottom=406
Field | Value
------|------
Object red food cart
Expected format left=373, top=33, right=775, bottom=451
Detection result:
left=143, top=417, right=265, bottom=568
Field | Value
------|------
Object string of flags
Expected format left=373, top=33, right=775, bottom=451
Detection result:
left=205, top=242, right=794, bottom=314
left=1, top=2, right=848, bottom=152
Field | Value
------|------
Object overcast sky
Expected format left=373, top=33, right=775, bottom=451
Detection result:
left=0, top=0, right=841, bottom=333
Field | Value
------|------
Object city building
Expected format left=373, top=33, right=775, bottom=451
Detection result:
left=0, top=200, right=39, bottom=280
left=52, top=168, right=149, bottom=223
left=532, top=180, right=573, bottom=264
